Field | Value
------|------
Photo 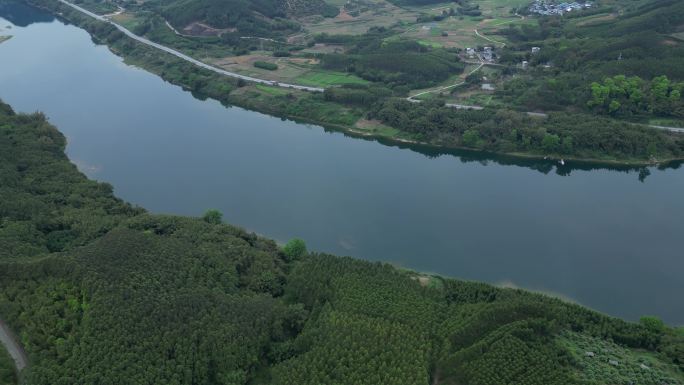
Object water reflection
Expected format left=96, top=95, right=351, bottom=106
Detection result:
left=0, top=0, right=53, bottom=27
left=329, top=127, right=683, bottom=181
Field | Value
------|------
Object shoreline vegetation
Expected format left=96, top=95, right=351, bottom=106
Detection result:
left=1, top=98, right=683, bottom=385
left=22, top=0, right=684, bottom=167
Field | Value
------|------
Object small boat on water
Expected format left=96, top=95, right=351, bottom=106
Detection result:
left=559, top=159, right=565, bottom=166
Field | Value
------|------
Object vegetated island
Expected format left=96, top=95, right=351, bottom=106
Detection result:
left=0, top=35, right=12, bottom=44
left=1, top=100, right=683, bottom=384
left=22, top=0, right=684, bottom=166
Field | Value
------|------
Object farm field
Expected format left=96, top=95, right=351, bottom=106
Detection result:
left=300, top=0, right=416, bottom=36
left=295, top=71, right=369, bottom=87
left=111, top=12, right=146, bottom=31
left=211, top=54, right=369, bottom=87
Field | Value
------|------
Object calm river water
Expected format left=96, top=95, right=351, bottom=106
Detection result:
left=1, top=1, right=683, bottom=324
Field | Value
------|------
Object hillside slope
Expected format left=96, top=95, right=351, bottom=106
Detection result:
left=150, top=0, right=338, bottom=37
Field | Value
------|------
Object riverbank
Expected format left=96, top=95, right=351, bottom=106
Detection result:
left=22, top=0, right=684, bottom=166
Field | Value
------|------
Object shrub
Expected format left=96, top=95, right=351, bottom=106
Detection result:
left=254, top=61, right=278, bottom=70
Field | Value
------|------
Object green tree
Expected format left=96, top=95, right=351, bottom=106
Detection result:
left=608, top=100, right=621, bottom=114
left=462, top=129, right=480, bottom=147
left=283, top=238, right=307, bottom=261
left=561, top=136, right=574, bottom=154
left=541, top=134, right=560, bottom=152
left=203, top=209, right=223, bottom=224
left=640, top=316, right=665, bottom=333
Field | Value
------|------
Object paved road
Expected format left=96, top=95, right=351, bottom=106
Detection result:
left=0, top=319, right=27, bottom=373
left=649, top=124, right=684, bottom=133
left=56, top=0, right=324, bottom=92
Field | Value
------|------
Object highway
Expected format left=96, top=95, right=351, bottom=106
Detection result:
left=56, top=0, right=324, bottom=92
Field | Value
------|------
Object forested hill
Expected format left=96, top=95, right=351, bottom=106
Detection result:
left=1, top=100, right=683, bottom=384
left=151, top=0, right=338, bottom=37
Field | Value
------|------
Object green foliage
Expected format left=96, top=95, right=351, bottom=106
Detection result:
left=0, top=345, right=16, bottom=385
left=641, top=316, right=666, bottom=333
left=323, top=84, right=393, bottom=106
left=369, top=99, right=684, bottom=161
left=500, top=0, right=684, bottom=119
left=588, top=75, right=683, bottom=117
left=321, top=50, right=464, bottom=89
left=282, top=238, right=306, bottom=261
left=151, top=0, right=332, bottom=38
left=254, top=61, right=278, bottom=71
left=1, top=98, right=683, bottom=385
left=462, top=129, right=480, bottom=147
left=319, top=39, right=464, bottom=89
left=0, top=105, right=141, bottom=261
left=542, top=133, right=561, bottom=153
left=202, top=209, right=223, bottom=224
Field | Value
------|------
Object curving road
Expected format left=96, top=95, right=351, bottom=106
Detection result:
left=0, top=319, right=27, bottom=373
left=56, top=0, right=324, bottom=92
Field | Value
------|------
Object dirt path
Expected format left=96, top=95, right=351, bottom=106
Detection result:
left=474, top=28, right=506, bottom=47
left=407, top=59, right=485, bottom=101
left=0, top=319, right=27, bottom=373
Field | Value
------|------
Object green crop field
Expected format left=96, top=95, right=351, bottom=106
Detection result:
left=112, top=12, right=147, bottom=31
left=255, top=84, right=290, bottom=96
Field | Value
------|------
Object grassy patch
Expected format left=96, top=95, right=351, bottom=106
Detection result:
left=254, top=61, right=278, bottom=70
left=571, top=12, right=617, bottom=27
left=558, top=331, right=684, bottom=385
left=111, top=12, right=147, bottom=31
left=296, top=71, right=369, bottom=87
left=354, top=119, right=405, bottom=137
left=0, top=36, right=11, bottom=45
left=255, top=84, right=290, bottom=96
left=73, top=0, right=117, bottom=14
left=417, top=39, right=443, bottom=48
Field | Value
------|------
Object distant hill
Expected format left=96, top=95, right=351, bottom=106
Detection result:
left=150, top=0, right=338, bottom=36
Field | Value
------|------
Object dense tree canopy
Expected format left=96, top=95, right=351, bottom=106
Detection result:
left=499, top=0, right=684, bottom=118
left=368, top=99, right=684, bottom=161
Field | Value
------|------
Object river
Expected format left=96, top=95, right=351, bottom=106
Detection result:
left=1, top=1, right=683, bottom=324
